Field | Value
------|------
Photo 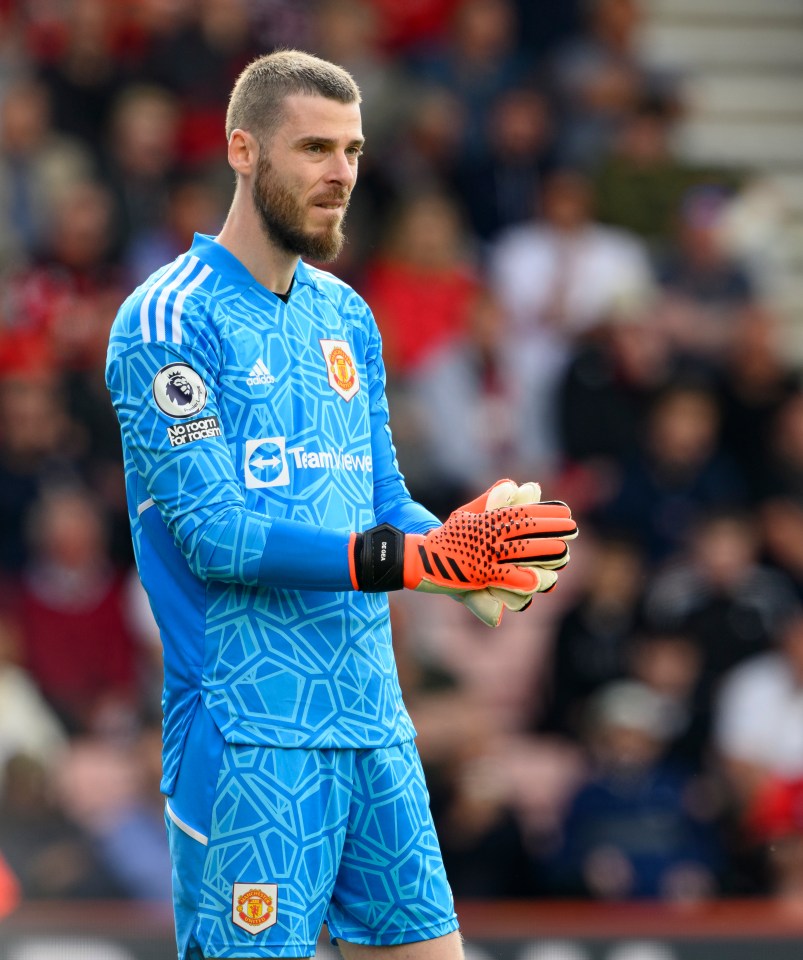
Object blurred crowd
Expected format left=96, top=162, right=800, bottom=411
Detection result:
left=0, top=0, right=802, bottom=916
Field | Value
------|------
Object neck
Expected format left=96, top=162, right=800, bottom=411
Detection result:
left=216, top=189, right=298, bottom=295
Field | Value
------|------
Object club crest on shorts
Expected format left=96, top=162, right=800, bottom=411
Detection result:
left=152, top=362, right=208, bottom=418
left=320, top=338, right=359, bottom=401
left=232, top=883, right=277, bottom=933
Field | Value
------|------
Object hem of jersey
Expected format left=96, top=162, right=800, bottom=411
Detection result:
left=329, top=915, right=460, bottom=947
left=165, top=798, right=209, bottom=846
left=198, top=943, right=317, bottom=959
left=202, top=714, right=418, bottom=750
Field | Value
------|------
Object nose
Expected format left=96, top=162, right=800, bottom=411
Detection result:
left=325, top=150, right=357, bottom=187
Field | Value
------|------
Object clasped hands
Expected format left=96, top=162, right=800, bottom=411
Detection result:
left=350, top=479, right=578, bottom=627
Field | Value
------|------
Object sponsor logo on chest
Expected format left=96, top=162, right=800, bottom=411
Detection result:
left=245, top=436, right=372, bottom=488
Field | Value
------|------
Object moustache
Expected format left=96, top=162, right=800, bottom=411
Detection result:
left=311, top=192, right=350, bottom=205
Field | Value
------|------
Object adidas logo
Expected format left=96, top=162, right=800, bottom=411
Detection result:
left=246, top=359, right=276, bottom=386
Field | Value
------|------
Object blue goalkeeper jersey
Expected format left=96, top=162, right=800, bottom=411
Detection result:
left=106, top=233, right=438, bottom=794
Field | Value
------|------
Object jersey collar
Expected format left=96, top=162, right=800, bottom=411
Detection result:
left=189, top=233, right=320, bottom=298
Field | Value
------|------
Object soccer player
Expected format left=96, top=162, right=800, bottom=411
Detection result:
left=106, top=50, right=577, bottom=960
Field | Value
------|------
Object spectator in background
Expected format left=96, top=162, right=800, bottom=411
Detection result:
left=102, top=84, right=180, bottom=250
left=0, top=612, right=67, bottom=793
left=714, top=613, right=803, bottom=897
left=124, top=172, right=226, bottom=284
left=0, top=753, right=126, bottom=900
left=393, top=586, right=586, bottom=901
left=513, top=0, right=583, bottom=60
left=367, top=86, right=467, bottom=281
left=455, top=85, right=555, bottom=243
left=644, top=508, right=800, bottom=707
left=556, top=298, right=676, bottom=507
left=489, top=168, right=653, bottom=474
left=0, top=76, right=94, bottom=269
left=247, top=0, right=316, bottom=53
left=413, top=0, right=530, bottom=160
left=63, top=362, right=131, bottom=568
left=141, top=0, right=260, bottom=168
left=0, top=374, right=83, bottom=573
left=715, top=613, right=803, bottom=810
left=33, top=0, right=128, bottom=156
left=717, top=303, right=800, bottom=506
left=406, top=288, right=541, bottom=514
left=544, top=679, right=722, bottom=901
left=0, top=3, right=28, bottom=95
left=310, top=0, right=423, bottom=275
left=53, top=728, right=172, bottom=901
left=547, top=0, right=674, bottom=169
left=747, top=776, right=803, bottom=907
left=378, top=85, right=467, bottom=201
left=429, top=728, right=537, bottom=899
left=757, top=389, right=803, bottom=597
left=0, top=176, right=123, bottom=372
left=361, top=189, right=480, bottom=378
left=13, top=485, right=140, bottom=734
left=358, top=191, right=485, bottom=511
left=6, top=175, right=135, bottom=561
left=655, top=184, right=755, bottom=363
left=591, top=94, right=742, bottom=258
left=312, top=0, right=417, bottom=147
left=538, top=532, right=646, bottom=740
left=628, top=628, right=706, bottom=772
left=489, top=168, right=653, bottom=344
left=366, top=0, right=463, bottom=56
left=596, top=382, right=746, bottom=564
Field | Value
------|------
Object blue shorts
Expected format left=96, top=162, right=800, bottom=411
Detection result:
left=164, top=703, right=458, bottom=958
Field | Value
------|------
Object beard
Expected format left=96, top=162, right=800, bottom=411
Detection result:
left=252, top=150, right=349, bottom=263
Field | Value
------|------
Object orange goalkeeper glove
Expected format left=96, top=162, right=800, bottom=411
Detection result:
left=458, top=479, right=559, bottom=626
left=349, top=480, right=577, bottom=600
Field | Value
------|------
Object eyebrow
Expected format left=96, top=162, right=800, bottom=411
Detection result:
left=295, top=135, right=366, bottom=149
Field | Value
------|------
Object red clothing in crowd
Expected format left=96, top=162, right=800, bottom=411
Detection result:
left=14, top=570, right=138, bottom=731
left=367, top=0, right=463, bottom=53
left=361, top=259, right=479, bottom=375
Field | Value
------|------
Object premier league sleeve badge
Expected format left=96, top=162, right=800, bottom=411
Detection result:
left=152, top=363, right=209, bottom=418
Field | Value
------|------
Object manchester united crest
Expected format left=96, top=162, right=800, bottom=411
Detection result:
left=232, top=883, right=278, bottom=934
left=320, top=338, right=360, bottom=401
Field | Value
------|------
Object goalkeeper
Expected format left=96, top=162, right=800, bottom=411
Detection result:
left=106, top=50, right=576, bottom=960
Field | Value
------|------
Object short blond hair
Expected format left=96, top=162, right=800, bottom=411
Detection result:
left=225, top=49, right=361, bottom=143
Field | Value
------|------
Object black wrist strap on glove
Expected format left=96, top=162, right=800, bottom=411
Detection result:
left=352, top=523, right=405, bottom=592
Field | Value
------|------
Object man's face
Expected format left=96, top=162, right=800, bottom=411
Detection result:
left=252, top=94, right=363, bottom=262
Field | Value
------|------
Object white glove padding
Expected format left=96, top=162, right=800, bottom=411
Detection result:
left=453, top=589, right=506, bottom=627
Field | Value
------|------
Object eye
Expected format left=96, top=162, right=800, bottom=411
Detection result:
left=306, top=143, right=324, bottom=154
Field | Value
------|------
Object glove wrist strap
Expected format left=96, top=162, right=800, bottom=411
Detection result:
left=354, top=523, right=405, bottom=592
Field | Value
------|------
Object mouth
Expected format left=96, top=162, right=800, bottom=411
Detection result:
left=312, top=195, right=348, bottom=211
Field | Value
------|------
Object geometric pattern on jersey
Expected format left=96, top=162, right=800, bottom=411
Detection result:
left=173, top=740, right=458, bottom=958
left=106, top=234, right=420, bottom=792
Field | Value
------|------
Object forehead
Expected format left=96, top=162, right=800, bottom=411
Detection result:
left=278, top=94, right=363, bottom=141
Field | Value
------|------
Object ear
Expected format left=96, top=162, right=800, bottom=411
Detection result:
left=227, top=128, right=259, bottom=177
